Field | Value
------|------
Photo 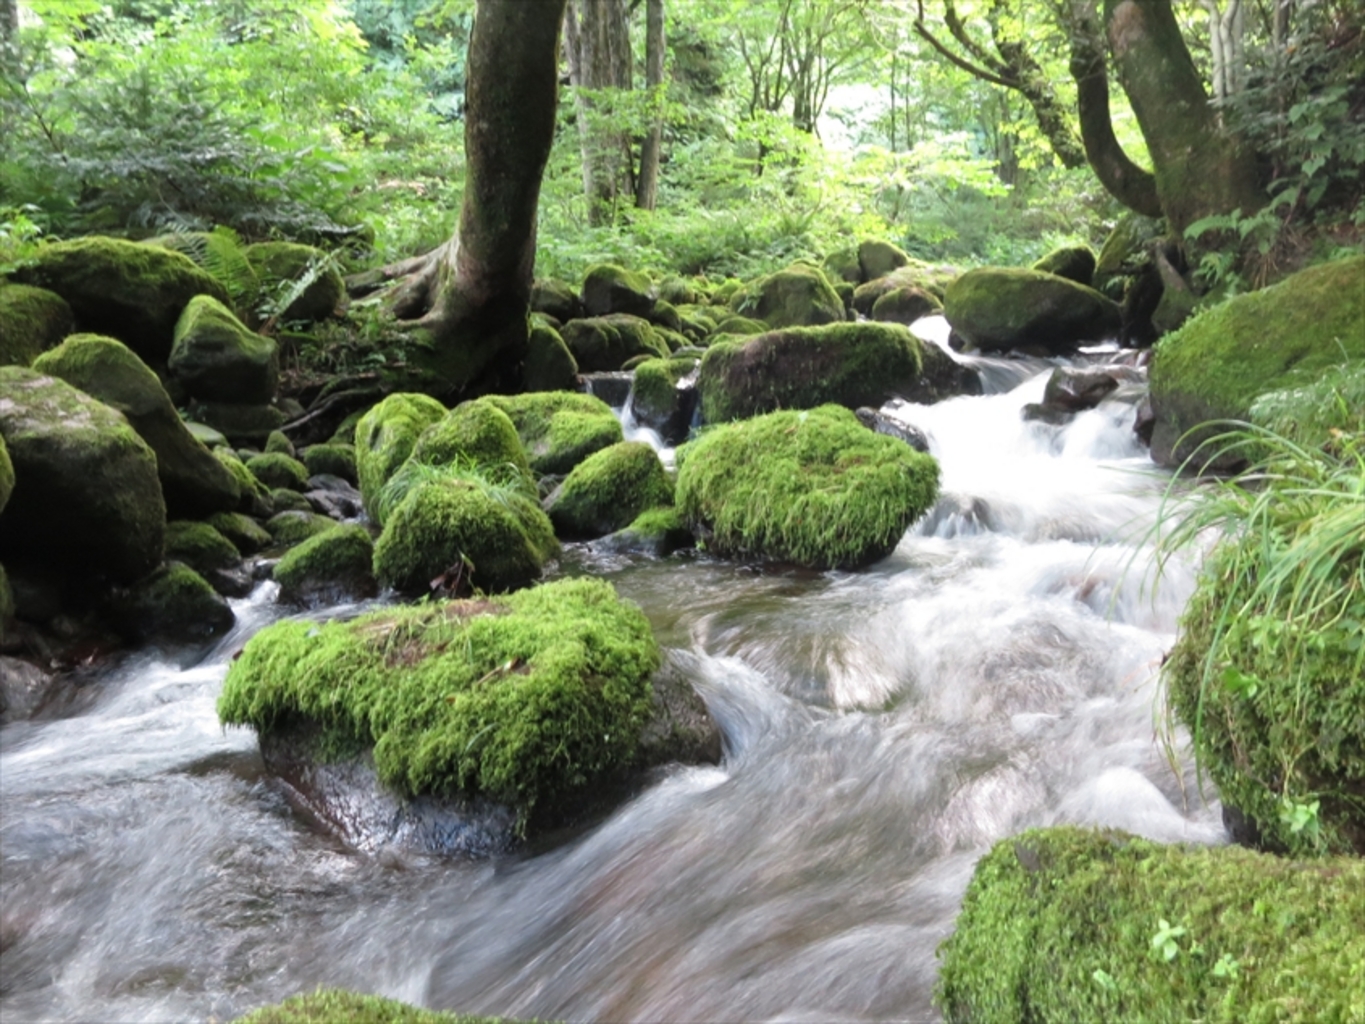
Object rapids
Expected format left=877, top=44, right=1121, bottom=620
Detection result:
left=0, top=319, right=1224, bottom=1023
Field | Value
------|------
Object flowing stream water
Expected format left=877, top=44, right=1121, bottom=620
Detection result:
left=0, top=320, right=1226, bottom=1023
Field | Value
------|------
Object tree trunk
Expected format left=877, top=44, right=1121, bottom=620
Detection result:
left=0, top=0, right=18, bottom=77
left=570, top=0, right=634, bottom=226
left=368, top=0, right=567, bottom=398
left=1103, top=0, right=1263, bottom=236
left=635, top=0, right=665, bottom=210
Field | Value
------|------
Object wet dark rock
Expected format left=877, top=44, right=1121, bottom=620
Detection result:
left=304, top=485, right=364, bottom=521
left=0, top=656, right=58, bottom=724
left=207, top=565, right=256, bottom=599
left=855, top=407, right=931, bottom=453
left=1133, top=395, right=1156, bottom=445
left=579, top=371, right=634, bottom=408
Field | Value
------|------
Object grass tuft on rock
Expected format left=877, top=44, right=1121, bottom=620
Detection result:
left=232, top=988, right=527, bottom=1023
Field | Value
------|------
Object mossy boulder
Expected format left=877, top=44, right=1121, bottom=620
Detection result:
left=630, top=355, right=700, bottom=443
left=0, top=368, right=165, bottom=583
left=32, top=334, right=241, bottom=516
left=271, top=487, right=313, bottom=513
left=560, top=314, right=669, bottom=372
left=373, top=475, right=557, bottom=595
left=12, top=237, right=228, bottom=363
left=1095, top=212, right=1165, bottom=292
left=857, top=239, right=910, bottom=282
left=273, top=523, right=376, bottom=606
left=169, top=295, right=279, bottom=404
left=233, top=989, right=510, bottom=1024
left=531, top=277, right=583, bottom=322
left=481, top=392, right=623, bottom=476
left=822, top=247, right=862, bottom=285
left=0, top=283, right=75, bottom=366
left=581, top=263, right=656, bottom=318
left=944, top=267, right=1121, bottom=354
left=1032, top=244, right=1097, bottom=286
left=246, top=452, right=310, bottom=492
left=1147, top=257, right=1365, bottom=468
left=189, top=400, right=288, bottom=444
left=869, top=286, right=943, bottom=325
left=521, top=319, right=579, bottom=392
left=207, top=511, right=272, bottom=554
left=213, top=448, right=273, bottom=517
left=596, top=505, right=695, bottom=558
left=0, top=433, right=12, bottom=514
left=264, top=430, right=294, bottom=456
left=850, top=261, right=960, bottom=316
left=729, top=264, right=843, bottom=329
left=936, top=826, right=1365, bottom=1024
left=353, top=392, right=447, bottom=521
left=710, top=315, right=768, bottom=337
left=697, top=322, right=974, bottom=424
left=657, top=275, right=701, bottom=306
left=409, top=399, right=531, bottom=482
left=243, top=241, right=344, bottom=323
left=218, top=577, right=660, bottom=826
left=300, top=442, right=356, bottom=484
left=673, top=305, right=717, bottom=341
left=676, top=404, right=939, bottom=569
left=164, top=520, right=241, bottom=575
left=267, top=510, right=338, bottom=546
left=108, top=563, right=235, bottom=644
left=544, top=441, right=673, bottom=539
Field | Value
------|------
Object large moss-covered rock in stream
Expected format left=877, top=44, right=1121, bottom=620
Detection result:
left=944, top=267, right=1121, bottom=354
left=936, top=827, right=1365, bottom=1024
left=0, top=283, right=75, bottom=367
left=353, top=392, right=447, bottom=521
left=581, top=262, right=656, bottom=318
left=544, top=441, right=673, bottom=539
left=481, top=391, right=623, bottom=476
left=560, top=313, right=669, bottom=372
left=630, top=355, right=699, bottom=444
left=13, top=237, right=228, bottom=364
left=0, top=368, right=165, bottom=583
left=698, top=322, right=977, bottom=424
left=869, top=286, right=942, bottom=326
left=595, top=505, right=695, bottom=558
left=1147, top=256, right=1365, bottom=468
left=273, top=523, right=376, bottom=607
left=169, top=295, right=279, bottom=404
left=218, top=577, right=661, bottom=829
left=243, top=241, right=344, bottom=323
left=729, top=263, right=844, bottom=329
left=858, top=238, right=910, bottom=282
left=850, top=261, right=961, bottom=316
left=373, top=473, right=557, bottom=595
left=676, top=405, right=940, bottom=569
left=233, top=989, right=518, bottom=1024
left=1031, top=244, right=1097, bottom=286
left=107, top=562, right=235, bottom=643
left=521, top=318, right=579, bottom=392
left=32, top=334, right=241, bottom=516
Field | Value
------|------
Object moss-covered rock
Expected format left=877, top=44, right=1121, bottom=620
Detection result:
left=676, top=404, right=939, bottom=569
left=1148, top=257, right=1365, bottom=468
left=698, top=322, right=973, bottom=424
left=164, top=520, right=241, bottom=575
left=189, top=400, right=288, bottom=444
left=560, top=313, right=669, bottom=372
left=0, top=368, right=166, bottom=583
left=673, top=305, right=717, bottom=342
left=32, top=334, right=241, bottom=516
left=531, top=277, right=583, bottom=322
left=581, top=263, right=656, bottom=318
left=1095, top=212, right=1165, bottom=292
left=213, top=447, right=273, bottom=517
left=629, top=355, right=699, bottom=444
left=169, top=295, right=279, bottom=404
left=409, top=400, right=531, bottom=482
left=544, top=441, right=673, bottom=539
left=869, top=286, right=943, bottom=325
left=596, top=505, right=695, bottom=557
left=270, top=487, right=312, bottom=513
left=353, top=392, right=447, bottom=521
left=267, top=510, right=338, bottom=547
left=233, top=989, right=510, bottom=1024
left=243, top=241, right=344, bottom=323
left=109, top=562, right=235, bottom=643
left=264, top=430, right=294, bottom=456
left=657, top=275, right=701, bottom=306
left=219, top=577, right=659, bottom=820
left=710, top=315, right=768, bottom=337
left=850, top=261, right=960, bottom=316
left=0, top=433, right=12, bottom=515
left=273, top=523, right=376, bottom=606
left=521, top=320, right=579, bottom=392
left=13, top=237, right=228, bottom=364
left=822, top=247, right=862, bottom=285
left=207, top=510, right=273, bottom=554
left=1032, top=244, right=1098, bottom=286
left=481, top=392, right=623, bottom=476
left=296, top=442, right=354, bottom=485
left=857, top=239, right=910, bottom=282
left=0, top=283, right=75, bottom=367
left=944, top=267, right=1121, bottom=354
left=729, top=264, right=843, bottom=329
left=246, top=452, right=310, bottom=492
left=936, top=826, right=1365, bottom=1024
left=373, top=474, right=557, bottom=595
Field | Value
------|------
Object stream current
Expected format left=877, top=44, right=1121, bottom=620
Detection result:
left=0, top=319, right=1226, bottom=1023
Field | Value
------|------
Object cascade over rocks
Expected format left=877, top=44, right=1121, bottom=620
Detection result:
left=629, top=355, right=700, bottom=445
left=0, top=368, right=165, bottom=584
left=0, top=284, right=75, bottom=367
left=944, top=267, right=1121, bottom=355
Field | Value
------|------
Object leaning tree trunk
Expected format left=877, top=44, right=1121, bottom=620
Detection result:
left=635, top=0, right=665, bottom=211
left=352, top=0, right=567, bottom=398
left=1103, top=0, right=1263, bottom=237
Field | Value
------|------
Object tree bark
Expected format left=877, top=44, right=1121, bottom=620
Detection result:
left=635, top=0, right=665, bottom=210
left=0, top=0, right=18, bottom=77
left=1103, top=0, right=1263, bottom=236
left=569, top=0, right=634, bottom=226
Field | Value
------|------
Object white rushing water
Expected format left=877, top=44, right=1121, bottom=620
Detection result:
left=0, top=325, right=1223, bottom=1023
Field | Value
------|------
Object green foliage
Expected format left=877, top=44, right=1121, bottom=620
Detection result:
left=935, top=827, right=1365, bottom=1023
left=217, top=577, right=660, bottom=819
left=232, top=987, right=508, bottom=1024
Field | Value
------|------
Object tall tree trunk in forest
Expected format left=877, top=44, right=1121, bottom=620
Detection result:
left=567, top=0, right=634, bottom=226
left=346, top=0, right=567, bottom=398
left=0, top=0, right=18, bottom=77
left=1103, top=0, right=1263, bottom=236
left=635, top=0, right=665, bottom=211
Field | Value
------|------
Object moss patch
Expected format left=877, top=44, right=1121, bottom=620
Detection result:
left=545, top=441, right=674, bottom=539
left=246, top=452, right=311, bottom=492
left=581, top=262, right=656, bottom=318
left=233, top=989, right=494, bottom=1024
left=301, top=442, right=357, bottom=483
left=936, top=826, right=1365, bottom=1024
left=730, top=264, right=843, bottom=329
left=1032, top=244, right=1097, bottom=286
left=410, top=400, right=532, bottom=484
left=560, top=314, right=669, bottom=372
left=676, top=405, right=939, bottom=569
left=521, top=320, right=578, bottom=393
left=353, top=392, right=447, bottom=521
left=111, top=562, right=235, bottom=643
left=944, top=266, right=1121, bottom=354
left=164, top=520, right=241, bottom=574
left=850, top=261, right=960, bottom=315
left=267, top=510, right=337, bottom=547
left=0, top=283, right=75, bottom=367
left=208, top=511, right=273, bottom=554
left=274, top=523, right=376, bottom=606
left=244, top=241, right=344, bottom=323
left=170, top=295, right=279, bottom=405
left=218, top=577, right=659, bottom=817
left=214, top=447, right=273, bottom=516
left=482, top=392, right=623, bottom=476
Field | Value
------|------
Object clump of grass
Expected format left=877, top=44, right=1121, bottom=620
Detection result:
left=1157, top=420, right=1365, bottom=855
